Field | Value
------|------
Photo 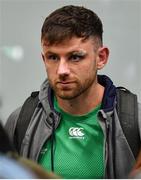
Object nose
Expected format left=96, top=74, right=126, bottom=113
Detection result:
left=57, top=59, right=70, bottom=76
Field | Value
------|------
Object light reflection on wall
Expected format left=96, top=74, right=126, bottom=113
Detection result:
left=1, top=45, right=24, bottom=62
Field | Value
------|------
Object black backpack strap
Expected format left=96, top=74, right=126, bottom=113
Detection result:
left=14, top=91, right=39, bottom=153
left=116, top=86, right=140, bottom=158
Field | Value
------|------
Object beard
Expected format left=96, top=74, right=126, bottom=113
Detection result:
left=48, top=74, right=97, bottom=100
left=52, top=82, right=84, bottom=100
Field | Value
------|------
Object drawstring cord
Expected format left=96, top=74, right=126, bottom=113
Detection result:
left=51, top=114, right=55, bottom=172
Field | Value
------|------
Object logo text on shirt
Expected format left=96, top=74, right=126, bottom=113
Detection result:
left=69, top=127, right=85, bottom=139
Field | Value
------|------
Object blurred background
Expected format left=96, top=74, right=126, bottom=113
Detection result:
left=0, top=0, right=141, bottom=124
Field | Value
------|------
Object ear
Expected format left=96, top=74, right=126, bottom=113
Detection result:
left=97, top=46, right=109, bottom=70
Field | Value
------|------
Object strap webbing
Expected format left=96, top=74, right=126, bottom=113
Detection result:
left=116, top=87, right=140, bottom=158
left=14, top=91, right=39, bottom=153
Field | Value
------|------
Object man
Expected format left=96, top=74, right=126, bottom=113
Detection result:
left=5, top=5, right=141, bottom=179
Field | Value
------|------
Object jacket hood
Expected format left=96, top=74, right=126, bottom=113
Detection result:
left=38, top=79, right=54, bottom=115
left=98, top=75, right=117, bottom=112
left=39, top=75, right=117, bottom=114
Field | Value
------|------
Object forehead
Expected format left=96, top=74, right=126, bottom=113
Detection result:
left=41, top=37, right=95, bottom=53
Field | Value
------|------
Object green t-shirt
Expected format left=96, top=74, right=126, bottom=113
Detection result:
left=38, top=97, right=104, bottom=179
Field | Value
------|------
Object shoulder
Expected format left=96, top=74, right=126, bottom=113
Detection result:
left=6, top=107, right=22, bottom=126
left=5, top=107, right=22, bottom=141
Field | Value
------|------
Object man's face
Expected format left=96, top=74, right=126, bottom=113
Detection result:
left=42, top=37, right=104, bottom=100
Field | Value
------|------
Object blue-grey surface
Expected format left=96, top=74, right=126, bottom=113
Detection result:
left=0, top=155, right=35, bottom=178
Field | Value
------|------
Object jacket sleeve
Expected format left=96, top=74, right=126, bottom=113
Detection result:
left=5, top=107, right=21, bottom=144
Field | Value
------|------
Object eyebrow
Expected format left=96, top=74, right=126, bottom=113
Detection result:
left=68, top=50, right=87, bottom=56
left=45, top=51, right=56, bottom=55
left=44, top=50, right=87, bottom=57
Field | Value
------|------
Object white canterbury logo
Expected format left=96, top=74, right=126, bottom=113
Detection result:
left=69, top=127, right=85, bottom=139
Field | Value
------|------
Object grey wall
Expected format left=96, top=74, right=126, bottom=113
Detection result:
left=0, top=0, right=141, bottom=124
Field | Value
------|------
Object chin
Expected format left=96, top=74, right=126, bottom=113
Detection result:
left=56, top=90, right=82, bottom=100
left=57, top=93, right=75, bottom=100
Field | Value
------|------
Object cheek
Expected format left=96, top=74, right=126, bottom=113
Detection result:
left=75, top=66, right=92, bottom=82
left=44, top=61, right=53, bottom=72
left=79, top=61, right=96, bottom=75
left=46, top=68, right=54, bottom=77
left=45, top=65, right=57, bottom=81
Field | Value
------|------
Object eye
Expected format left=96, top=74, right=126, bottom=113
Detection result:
left=46, top=54, right=59, bottom=61
left=69, top=54, right=84, bottom=62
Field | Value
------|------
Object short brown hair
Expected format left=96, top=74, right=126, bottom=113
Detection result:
left=41, top=5, right=103, bottom=45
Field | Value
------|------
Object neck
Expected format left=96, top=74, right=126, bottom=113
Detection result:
left=56, top=83, right=104, bottom=115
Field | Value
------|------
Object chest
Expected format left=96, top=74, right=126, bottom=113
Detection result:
left=38, top=114, right=104, bottom=178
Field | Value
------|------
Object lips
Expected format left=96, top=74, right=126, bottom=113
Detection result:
left=59, top=82, right=73, bottom=84
left=56, top=81, right=75, bottom=89
left=57, top=81, right=75, bottom=84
